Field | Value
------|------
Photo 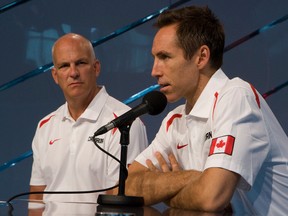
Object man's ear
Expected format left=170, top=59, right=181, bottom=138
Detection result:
left=197, top=45, right=210, bottom=69
left=51, top=67, right=59, bottom=84
left=94, top=59, right=101, bottom=78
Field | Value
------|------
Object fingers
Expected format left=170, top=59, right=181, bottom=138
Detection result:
left=168, top=153, right=181, bottom=171
left=146, top=151, right=182, bottom=172
left=155, top=152, right=171, bottom=172
left=146, top=159, right=159, bottom=172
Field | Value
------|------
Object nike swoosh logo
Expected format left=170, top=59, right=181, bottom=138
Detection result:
left=177, top=143, right=188, bottom=149
left=49, top=138, right=61, bottom=145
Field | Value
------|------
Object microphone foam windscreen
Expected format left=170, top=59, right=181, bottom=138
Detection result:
left=143, top=91, right=167, bottom=115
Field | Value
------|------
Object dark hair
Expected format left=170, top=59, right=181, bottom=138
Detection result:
left=154, top=6, right=225, bottom=69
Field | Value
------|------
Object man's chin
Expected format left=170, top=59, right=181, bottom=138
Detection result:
left=165, top=94, right=179, bottom=104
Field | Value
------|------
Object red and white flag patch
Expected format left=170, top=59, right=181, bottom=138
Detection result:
left=209, top=135, right=235, bottom=156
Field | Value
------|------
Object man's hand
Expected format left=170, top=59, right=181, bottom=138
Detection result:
left=146, top=151, right=181, bottom=172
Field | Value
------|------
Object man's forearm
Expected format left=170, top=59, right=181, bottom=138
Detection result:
left=29, top=185, right=46, bottom=201
left=167, top=168, right=239, bottom=212
left=125, top=170, right=194, bottom=206
left=166, top=172, right=203, bottom=210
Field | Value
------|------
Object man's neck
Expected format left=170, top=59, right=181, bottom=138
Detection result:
left=67, top=86, right=101, bottom=120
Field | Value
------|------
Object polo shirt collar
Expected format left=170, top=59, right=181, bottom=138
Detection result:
left=63, top=86, right=109, bottom=122
left=188, top=68, right=229, bottom=119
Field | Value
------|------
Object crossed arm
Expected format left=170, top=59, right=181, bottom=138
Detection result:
left=123, top=152, right=240, bottom=212
left=29, top=185, right=46, bottom=201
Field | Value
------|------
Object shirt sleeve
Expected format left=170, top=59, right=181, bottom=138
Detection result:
left=30, top=126, right=46, bottom=186
left=135, top=115, right=173, bottom=169
left=204, top=84, right=269, bottom=190
left=126, top=117, right=149, bottom=165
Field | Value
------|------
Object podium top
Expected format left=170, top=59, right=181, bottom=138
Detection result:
left=0, top=199, right=231, bottom=215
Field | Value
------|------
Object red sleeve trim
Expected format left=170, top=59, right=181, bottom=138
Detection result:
left=249, top=84, right=261, bottom=109
left=212, top=92, right=219, bottom=120
left=166, top=113, right=182, bottom=132
left=39, top=115, right=55, bottom=128
left=112, top=113, right=118, bottom=135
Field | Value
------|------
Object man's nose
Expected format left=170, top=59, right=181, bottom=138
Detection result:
left=151, top=61, right=161, bottom=78
left=69, top=65, right=80, bottom=78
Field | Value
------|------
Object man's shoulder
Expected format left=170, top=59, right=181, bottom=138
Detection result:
left=37, top=105, right=64, bottom=128
left=219, top=77, right=255, bottom=97
left=101, top=95, right=131, bottom=117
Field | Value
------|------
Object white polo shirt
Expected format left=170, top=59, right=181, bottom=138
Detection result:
left=136, top=69, right=288, bottom=215
left=30, top=86, right=148, bottom=202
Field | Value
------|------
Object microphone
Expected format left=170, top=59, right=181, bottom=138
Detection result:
left=94, top=91, right=167, bottom=137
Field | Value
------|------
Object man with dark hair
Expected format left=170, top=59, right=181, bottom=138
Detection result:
left=119, top=6, right=288, bottom=215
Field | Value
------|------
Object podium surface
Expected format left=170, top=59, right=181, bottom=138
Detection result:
left=0, top=199, right=232, bottom=215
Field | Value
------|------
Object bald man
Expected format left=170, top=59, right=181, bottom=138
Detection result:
left=29, top=33, right=148, bottom=202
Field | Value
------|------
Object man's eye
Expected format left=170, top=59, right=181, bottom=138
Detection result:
left=77, top=61, right=87, bottom=65
left=58, top=64, right=68, bottom=69
left=158, top=54, right=170, bottom=60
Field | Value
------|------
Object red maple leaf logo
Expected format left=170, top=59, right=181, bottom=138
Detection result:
left=216, top=140, right=226, bottom=148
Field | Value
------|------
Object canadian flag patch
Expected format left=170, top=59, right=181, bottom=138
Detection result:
left=209, top=135, right=235, bottom=156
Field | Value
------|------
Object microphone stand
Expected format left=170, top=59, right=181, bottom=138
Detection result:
left=97, top=123, right=144, bottom=206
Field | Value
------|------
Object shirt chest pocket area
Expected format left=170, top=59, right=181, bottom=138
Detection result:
left=175, top=127, right=212, bottom=170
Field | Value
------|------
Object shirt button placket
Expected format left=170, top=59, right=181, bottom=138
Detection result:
left=70, top=124, right=77, bottom=155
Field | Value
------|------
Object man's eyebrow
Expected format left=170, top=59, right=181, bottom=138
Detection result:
left=157, top=50, right=172, bottom=57
left=56, top=62, right=69, bottom=68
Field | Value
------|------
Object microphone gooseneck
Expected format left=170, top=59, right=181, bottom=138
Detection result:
left=94, top=91, right=167, bottom=137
